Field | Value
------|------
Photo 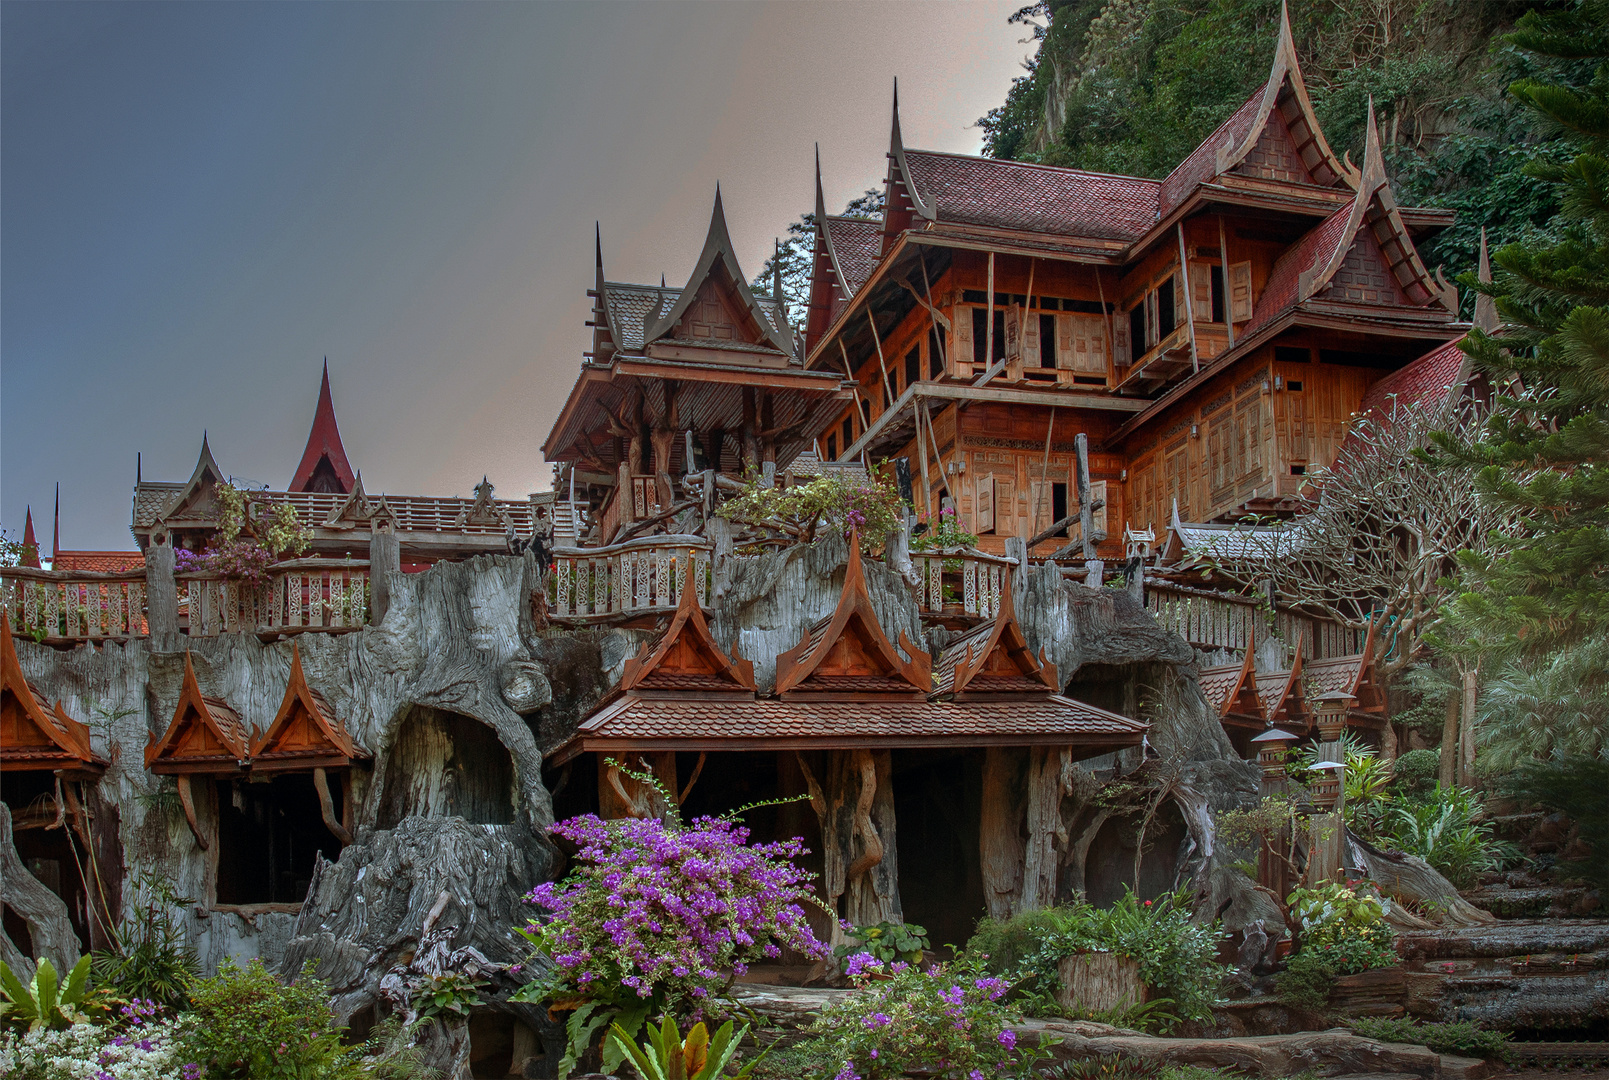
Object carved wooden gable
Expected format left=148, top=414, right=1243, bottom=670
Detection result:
left=146, top=653, right=249, bottom=774
left=775, top=538, right=930, bottom=699
left=1199, top=636, right=1264, bottom=730
left=158, top=436, right=226, bottom=528
left=931, top=576, right=1057, bottom=701
left=1255, top=633, right=1309, bottom=732
left=620, top=571, right=756, bottom=695
left=1, top=611, right=102, bottom=774
left=1301, top=621, right=1386, bottom=728
left=1233, top=107, right=1315, bottom=185
left=248, top=644, right=367, bottom=771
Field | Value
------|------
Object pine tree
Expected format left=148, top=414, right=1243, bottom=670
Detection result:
left=1445, top=0, right=1609, bottom=660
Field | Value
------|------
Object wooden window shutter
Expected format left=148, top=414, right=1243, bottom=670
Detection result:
left=995, top=477, right=1015, bottom=537
left=1113, top=313, right=1130, bottom=366
left=1056, top=313, right=1073, bottom=368
left=1090, top=479, right=1108, bottom=538
left=1005, top=305, right=1024, bottom=362
left=953, top=306, right=973, bottom=372
left=1022, top=308, right=1038, bottom=364
left=976, top=474, right=995, bottom=533
left=1191, top=263, right=1213, bottom=318
left=1067, top=314, right=1107, bottom=373
left=1174, top=271, right=1188, bottom=324
left=1144, top=292, right=1158, bottom=347
left=1229, top=263, right=1253, bottom=323
left=1208, top=419, right=1226, bottom=491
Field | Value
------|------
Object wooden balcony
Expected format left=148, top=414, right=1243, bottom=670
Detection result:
left=911, top=547, right=1016, bottom=623
left=1146, top=581, right=1365, bottom=659
left=550, top=535, right=712, bottom=624
left=1, top=567, right=148, bottom=644
left=179, top=559, right=370, bottom=637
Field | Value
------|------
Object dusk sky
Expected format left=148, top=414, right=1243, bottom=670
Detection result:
left=2, top=1, right=1028, bottom=553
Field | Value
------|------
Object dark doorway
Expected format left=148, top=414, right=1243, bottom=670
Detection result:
left=214, top=773, right=341, bottom=905
left=3, top=771, right=91, bottom=952
left=379, top=707, right=516, bottom=827
left=891, top=750, right=985, bottom=951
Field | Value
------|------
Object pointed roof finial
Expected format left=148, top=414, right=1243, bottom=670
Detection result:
left=1474, top=227, right=1498, bottom=333
left=20, top=507, right=40, bottom=568
left=290, top=362, right=356, bottom=494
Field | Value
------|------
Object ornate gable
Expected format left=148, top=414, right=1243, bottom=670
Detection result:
left=1301, top=621, right=1386, bottom=728
left=774, top=537, right=930, bottom=699
left=248, top=644, right=367, bottom=771
left=1199, top=634, right=1265, bottom=730
left=1, top=611, right=102, bottom=775
left=1233, top=107, right=1315, bottom=185
left=289, top=361, right=355, bottom=495
left=930, top=576, right=1058, bottom=701
left=620, top=571, right=756, bottom=694
left=146, top=653, right=249, bottom=774
left=1255, top=633, right=1310, bottom=732
left=158, top=436, right=226, bottom=528
left=645, top=189, right=795, bottom=357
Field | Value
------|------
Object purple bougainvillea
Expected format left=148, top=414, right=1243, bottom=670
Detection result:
left=520, top=813, right=826, bottom=1013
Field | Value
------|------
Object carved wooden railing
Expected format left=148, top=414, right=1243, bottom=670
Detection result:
left=1, top=567, right=148, bottom=643
left=180, top=559, right=370, bottom=636
left=550, top=536, right=711, bottom=622
left=910, top=547, right=1016, bottom=620
left=1146, top=581, right=1364, bottom=659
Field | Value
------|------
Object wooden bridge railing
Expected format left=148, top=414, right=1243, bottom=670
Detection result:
left=550, top=536, right=712, bottom=622
left=1146, top=581, right=1364, bottom=660
left=179, top=560, right=371, bottom=636
left=1, top=567, right=148, bottom=643
left=911, top=548, right=1016, bottom=621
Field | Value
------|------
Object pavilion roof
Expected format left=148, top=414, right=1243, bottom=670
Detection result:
left=247, top=643, right=368, bottom=771
left=1, top=611, right=105, bottom=775
left=617, top=571, right=755, bottom=695
left=289, top=361, right=357, bottom=494
left=1199, top=636, right=1265, bottom=730
left=145, top=653, right=250, bottom=774
left=929, top=573, right=1058, bottom=700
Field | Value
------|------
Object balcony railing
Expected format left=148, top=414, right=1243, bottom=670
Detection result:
left=911, top=548, right=1016, bottom=621
left=179, top=559, right=370, bottom=636
left=1, top=567, right=148, bottom=643
left=550, top=536, right=712, bottom=623
left=1146, top=581, right=1364, bottom=660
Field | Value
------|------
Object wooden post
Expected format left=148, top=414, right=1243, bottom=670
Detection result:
left=980, top=747, right=1027, bottom=920
left=797, top=749, right=901, bottom=938
left=1075, top=434, right=1094, bottom=561
left=1460, top=666, right=1479, bottom=785
left=741, top=388, right=761, bottom=477
left=985, top=253, right=995, bottom=375
left=867, top=311, right=896, bottom=411
left=1033, top=407, right=1056, bottom=541
left=1218, top=215, right=1235, bottom=349
left=1177, top=223, right=1199, bottom=374
left=914, top=397, right=933, bottom=518
left=144, top=537, right=179, bottom=637
left=369, top=528, right=400, bottom=625
left=1438, top=686, right=1459, bottom=787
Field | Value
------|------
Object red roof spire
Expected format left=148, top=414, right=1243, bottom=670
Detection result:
left=290, top=360, right=356, bottom=494
left=19, top=507, right=40, bottom=568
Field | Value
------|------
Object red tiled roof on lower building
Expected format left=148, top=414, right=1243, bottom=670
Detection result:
left=50, top=550, right=146, bottom=573
left=825, top=217, right=882, bottom=296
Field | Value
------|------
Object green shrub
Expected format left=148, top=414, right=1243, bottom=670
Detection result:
left=0, top=957, right=95, bottom=1032
left=1384, top=786, right=1510, bottom=888
left=1042, top=1054, right=1164, bottom=1079
left=1286, top=883, right=1397, bottom=969
left=835, top=920, right=929, bottom=966
left=968, top=888, right=1225, bottom=1027
left=1391, top=750, right=1440, bottom=798
left=1274, top=949, right=1338, bottom=1010
left=1503, top=756, right=1609, bottom=892
left=1350, top=1017, right=1510, bottom=1061
left=91, top=873, right=201, bottom=1011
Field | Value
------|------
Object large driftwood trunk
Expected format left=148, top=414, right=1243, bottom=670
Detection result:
left=799, top=749, right=900, bottom=939
left=1021, top=748, right=1067, bottom=912
left=0, top=802, right=81, bottom=978
left=1347, top=832, right=1495, bottom=928
left=981, top=748, right=1027, bottom=920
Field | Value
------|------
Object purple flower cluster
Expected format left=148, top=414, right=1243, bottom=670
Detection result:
left=527, top=814, right=826, bottom=1009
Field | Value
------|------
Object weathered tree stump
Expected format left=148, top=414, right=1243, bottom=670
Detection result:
left=1056, top=951, right=1147, bottom=1013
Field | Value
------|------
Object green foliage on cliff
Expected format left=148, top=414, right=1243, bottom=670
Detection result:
left=978, top=0, right=1577, bottom=314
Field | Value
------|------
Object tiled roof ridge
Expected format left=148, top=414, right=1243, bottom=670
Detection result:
left=903, top=146, right=1164, bottom=189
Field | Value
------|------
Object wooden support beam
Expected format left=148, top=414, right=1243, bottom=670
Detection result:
left=176, top=774, right=207, bottom=851
left=1076, top=433, right=1094, bottom=561
left=1219, top=215, right=1235, bottom=350
left=1177, top=223, right=1200, bottom=375
left=313, top=767, right=354, bottom=847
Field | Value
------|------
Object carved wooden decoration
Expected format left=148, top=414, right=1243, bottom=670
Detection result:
left=1301, top=620, right=1386, bottom=730
left=619, top=570, right=755, bottom=694
left=0, top=610, right=103, bottom=777
left=145, top=653, right=250, bottom=775
left=248, top=643, right=367, bottom=772
left=1199, top=630, right=1265, bottom=728
left=931, top=571, right=1058, bottom=701
left=774, top=535, right=930, bottom=699
left=1255, top=631, right=1310, bottom=732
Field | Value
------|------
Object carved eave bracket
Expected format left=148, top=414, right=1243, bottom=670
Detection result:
left=618, top=571, right=756, bottom=695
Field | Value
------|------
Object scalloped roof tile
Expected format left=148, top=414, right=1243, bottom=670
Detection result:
left=901, top=151, right=1160, bottom=242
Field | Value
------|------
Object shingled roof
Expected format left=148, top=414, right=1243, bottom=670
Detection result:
left=617, top=570, right=756, bottom=695
left=146, top=653, right=250, bottom=774
left=289, top=362, right=356, bottom=495
left=929, top=574, right=1058, bottom=701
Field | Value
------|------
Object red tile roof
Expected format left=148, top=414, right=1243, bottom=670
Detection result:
left=824, top=217, right=882, bottom=296
left=1159, top=91, right=1263, bottom=217
left=50, top=550, right=145, bottom=573
left=901, top=151, right=1160, bottom=242
left=1334, top=340, right=1469, bottom=465
left=1244, top=201, right=1354, bottom=335
left=564, top=693, right=1146, bottom=757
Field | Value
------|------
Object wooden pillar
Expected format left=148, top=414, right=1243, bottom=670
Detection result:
left=369, top=528, right=400, bottom=625
left=1021, top=748, right=1066, bottom=912
left=740, top=388, right=761, bottom=477
left=980, top=747, right=1027, bottom=920
left=798, top=749, right=900, bottom=940
left=144, top=536, right=179, bottom=637
left=650, top=380, right=679, bottom=510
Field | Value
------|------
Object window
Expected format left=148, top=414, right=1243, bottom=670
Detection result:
left=1286, top=380, right=1304, bottom=392
left=929, top=327, right=945, bottom=377
left=1052, top=483, right=1068, bottom=527
left=1156, top=276, right=1176, bottom=339
left=214, top=774, right=343, bottom=906
left=1275, top=346, right=1311, bottom=364
left=841, top=417, right=854, bottom=448
left=905, top=346, right=920, bottom=389
left=970, top=309, right=1007, bottom=364
left=826, top=434, right=837, bottom=460
left=1039, top=314, right=1057, bottom=368
left=1210, top=265, right=1226, bottom=323
left=1128, top=307, right=1146, bottom=359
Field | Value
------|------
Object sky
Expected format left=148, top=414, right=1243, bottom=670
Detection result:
left=1, top=1, right=1031, bottom=553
